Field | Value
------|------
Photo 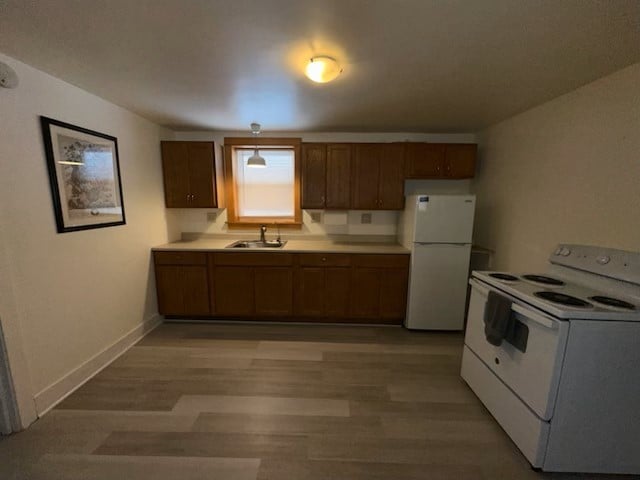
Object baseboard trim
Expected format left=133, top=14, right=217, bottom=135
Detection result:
left=34, top=315, right=162, bottom=416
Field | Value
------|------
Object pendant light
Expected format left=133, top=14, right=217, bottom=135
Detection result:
left=247, top=123, right=266, bottom=168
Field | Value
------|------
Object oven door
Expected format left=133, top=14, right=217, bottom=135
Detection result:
left=464, top=278, right=569, bottom=420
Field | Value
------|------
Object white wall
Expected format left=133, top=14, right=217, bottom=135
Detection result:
left=473, top=63, right=640, bottom=272
left=0, top=52, right=172, bottom=419
left=170, top=131, right=476, bottom=238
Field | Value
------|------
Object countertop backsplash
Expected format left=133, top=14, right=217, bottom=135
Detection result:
left=166, top=208, right=399, bottom=242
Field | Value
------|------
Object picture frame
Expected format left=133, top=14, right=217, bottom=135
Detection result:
left=40, top=116, right=126, bottom=233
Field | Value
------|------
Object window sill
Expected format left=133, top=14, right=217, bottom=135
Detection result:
left=227, top=219, right=303, bottom=230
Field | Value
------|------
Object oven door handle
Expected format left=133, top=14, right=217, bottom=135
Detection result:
left=469, top=278, right=558, bottom=330
left=511, top=304, right=558, bottom=330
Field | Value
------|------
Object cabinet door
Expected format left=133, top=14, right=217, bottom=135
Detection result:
left=444, top=144, right=477, bottom=179
left=255, top=268, right=293, bottom=316
left=301, top=144, right=327, bottom=209
left=212, top=266, right=254, bottom=316
left=155, top=265, right=209, bottom=315
left=187, top=143, right=217, bottom=207
left=350, top=267, right=381, bottom=317
left=351, top=144, right=381, bottom=209
left=326, top=144, right=352, bottom=209
left=161, top=142, right=191, bottom=207
left=405, top=143, right=445, bottom=178
left=379, top=268, right=409, bottom=320
left=296, top=267, right=325, bottom=317
left=378, top=143, right=405, bottom=210
left=324, top=267, right=350, bottom=317
left=155, top=265, right=183, bottom=315
left=181, top=266, right=211, bottom=315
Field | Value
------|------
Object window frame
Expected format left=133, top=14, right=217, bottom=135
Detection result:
left=223, top=137, right=302, bottom=228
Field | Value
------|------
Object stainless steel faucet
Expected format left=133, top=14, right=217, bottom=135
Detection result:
left=259, top=224, right=267, bottom=243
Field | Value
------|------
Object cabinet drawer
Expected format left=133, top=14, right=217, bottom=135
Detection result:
left=154, top=251, right=207, bottom=265
left=212, top=252, right=294, bottom=266
left=298, top=253, right=351, bottom=267
left=352, top=254, right=410, bottom=268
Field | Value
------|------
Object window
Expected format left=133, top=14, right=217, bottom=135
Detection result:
left=224, top=138, right=301, bottom=227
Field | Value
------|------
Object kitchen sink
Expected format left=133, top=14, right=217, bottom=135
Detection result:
left=226, top=240, right=287, bottom=249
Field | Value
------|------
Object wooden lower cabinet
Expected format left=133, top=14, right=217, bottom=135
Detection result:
left=379, top=268, right=410, bottom=319
left=350, top=254, right=410, bottom=320
left=208, top=253, right=294, bottom=317
left=155, top=250, right=409, bottom=323
left=255, top=268, right=293, bottom=316
left=154, top=252, right=210, bottom=315
left=295, top=266, right=350, bottom=317
left=211, top=266, right=254, bottom=316
left=350, top=267, right=380, bottom=318
left=325, top=268, right=351, bottom=317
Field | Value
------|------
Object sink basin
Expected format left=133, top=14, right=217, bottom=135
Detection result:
left=226, top=239, right=287, bottom=249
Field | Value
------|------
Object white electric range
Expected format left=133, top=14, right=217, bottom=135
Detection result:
left=461, top=244, right=640, bottom=474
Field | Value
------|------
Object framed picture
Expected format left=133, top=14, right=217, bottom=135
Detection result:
left=40, top=116, right=126, bottom=233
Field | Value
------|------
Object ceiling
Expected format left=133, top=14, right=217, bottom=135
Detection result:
left=1, top=0, right=639, bottom=133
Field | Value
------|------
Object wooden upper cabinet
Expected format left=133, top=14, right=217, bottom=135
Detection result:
left=352, top=143, right=405, bottom=210
left=444, top=143, right=477, bottom=178
left=351, top=144, right=381, bottom=209
left=161, top=141, right=223, bottom=208
left=161, top=142, right=191, bottom=206
left=186, top=143, right=217, bottom=207
left=405, top=142, right=477, bottom=179
left=301, top=143, right=327, bottom=209
left=301, top=141, right=474, bottom=211
left=325, top=144, right=352, bottom=209
left=378, top=143, right=405, bottom=210
left=405, top=143, right=445, bottom=178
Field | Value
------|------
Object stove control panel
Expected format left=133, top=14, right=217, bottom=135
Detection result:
left=550, top=244, right=640, bottom=286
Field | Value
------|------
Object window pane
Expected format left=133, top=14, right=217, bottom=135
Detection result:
left=235, top=149, right=295, bottom=217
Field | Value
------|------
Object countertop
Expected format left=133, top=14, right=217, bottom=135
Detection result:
left=152, top=238, right=410, bottom=255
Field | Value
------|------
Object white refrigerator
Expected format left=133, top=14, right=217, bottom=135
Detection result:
left=399, top=194, right=476, bottom=330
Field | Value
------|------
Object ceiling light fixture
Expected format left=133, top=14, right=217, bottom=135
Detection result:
left=305, top=56, right=342, bottom=83
left=57, top=160, right=85, bottom=166
left=247, top=122, right=266, bottom=168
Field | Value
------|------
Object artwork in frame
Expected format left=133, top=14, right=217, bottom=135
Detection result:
left=40, top=116, right=126, bottom=233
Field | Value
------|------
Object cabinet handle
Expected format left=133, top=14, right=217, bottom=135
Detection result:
left=322, top=257, right=327, bottom=262
left=186, top=194, right=190, bottom=203
left=191, top=194, right=196, bottom=201
left=321, top=195, right=325, bottom=203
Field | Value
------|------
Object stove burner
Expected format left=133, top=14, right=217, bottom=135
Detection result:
left=522, top=274, right=565, bottom=286
left=534, top=291, right=592, bottom=308
left=489, top=273, right=519, bottom=281
left=589, top=296, right=636, bottom=311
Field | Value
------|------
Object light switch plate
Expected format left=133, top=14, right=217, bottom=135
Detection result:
left=361, top=213, right=372, bottom=224
left=206, top=212, right=218, bottom=222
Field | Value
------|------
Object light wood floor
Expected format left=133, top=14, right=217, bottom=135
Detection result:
left=0, top=323, right=631, bottom=479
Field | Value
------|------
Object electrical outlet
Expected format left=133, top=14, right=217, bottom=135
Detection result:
left=310, top=211, right=322, bottom=223
left=361, top=213, right=372, bottom=224
left=206, top=211, right=218, bottom=222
